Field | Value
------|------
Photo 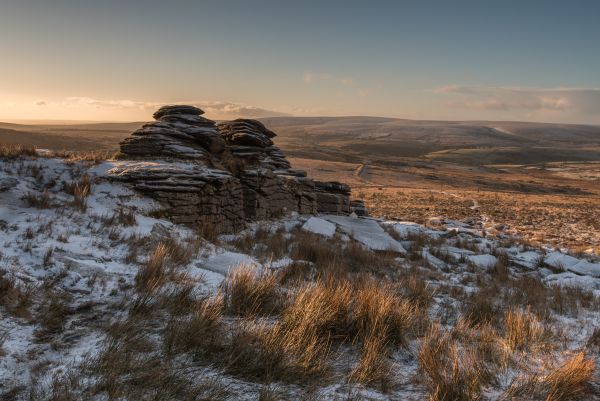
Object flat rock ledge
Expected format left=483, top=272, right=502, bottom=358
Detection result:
left=109, top=105, right=366, bottom=232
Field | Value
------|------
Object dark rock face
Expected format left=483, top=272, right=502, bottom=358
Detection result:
left=350, top=200, right=369, bottom=217
left=314, top=181, right=351, bottom=215
left=109, top=105, right=361, bottom=232
left=153, top=105, right=204, bottom=119
left=120, top=105, right=225, bottom=160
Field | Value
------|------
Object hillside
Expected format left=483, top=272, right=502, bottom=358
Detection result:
left=1, top=152, right=599, bottom=400
left=261, top=117, right=600, bottom=165
left=2, top=118, right=600, bottom=166
left=0, top=122, right=143, bottom=151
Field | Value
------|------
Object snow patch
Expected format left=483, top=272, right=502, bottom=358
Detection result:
left=544, top=272, right=600, bottom=291
left=544, top=251, right=580, bottom=270
left=322, top=215, right=406, bottom=253
left=466, top=254, right=498, bottom=269
left=302, top=216, right=336, bottom=238
left=197, top=251, right=259, bottom=277
left=569, top=260, right=600, bottom=278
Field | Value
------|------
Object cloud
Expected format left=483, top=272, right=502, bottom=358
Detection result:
left=436, top=85, right=600, bottom=116
left=303, top=71, right=354, bottom=86
left=41, top=97, right=290, bottom=119
left=198, top=101, right=290, bottom=118
left=34, top=100, right=47, bottom=106
left=64, top=97, right=150, bottom=109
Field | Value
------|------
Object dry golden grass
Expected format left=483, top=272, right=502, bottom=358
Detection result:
left=354, top=281, right=417, bottom=347
left=221, top=264, right=282, bottom=316
left=451, top=318, right=508, bottom=370
left=276, top=261, right=313, bottom=285
left=360, top=187, right=600, bottom=252
left=0, top=143, right=37, bottom=158
left=164, top=296, right=224, bottom=355
left=505, top=352, right=596, bottom=401
left=134, top=238, right=200, bottom=294
left=543, top=352, right=595, bottom=401
left=224, top=320, right=294, bottom=381
left=419, top=325, right=486, bottom=401
left=135, top=243, right=172, bottom=293
left=34, top=297, right=70, bottom=343
left=399, top=274, right=435, bottom=311
left=195, top=219, right=222, bottom=243
left=90, top=322, right=228, bottom=400
left=63, top=174, right=91, bottom=211
left=56, top=149, right=117, bottom=164
left=289, top=231, right=338, bottom=265
left=504, top=308, right=545, bottom=351
left=232, top=278, right=424, bottom=384
left=102, top=208, right=137, bottom=227
left=22, top=190, right=52, bottom=209
left=288, top=231, right=398, bottom=277
left=0, top=270, right=33, bottom=318
left=163, top=277, right=426, bottom=384
left=273, top=281, right=351, bottom=368
left=348, top=321, right=393, bottom=389
left=461, top=283, right=501, bottom=326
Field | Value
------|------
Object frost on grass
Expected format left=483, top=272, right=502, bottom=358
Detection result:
left=0, top=154, right=599, bottom=400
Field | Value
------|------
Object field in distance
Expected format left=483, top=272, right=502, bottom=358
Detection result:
left=2, top=116, right=599, bottom=251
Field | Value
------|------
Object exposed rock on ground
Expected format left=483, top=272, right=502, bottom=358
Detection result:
left=110, top=105, right=359, bottom=231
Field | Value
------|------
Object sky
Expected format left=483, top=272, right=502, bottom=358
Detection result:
left=0, top=0, right=599, bottom=123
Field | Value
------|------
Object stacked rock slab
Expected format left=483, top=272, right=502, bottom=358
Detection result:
left=217, top=119, right=317, bottom=220
left=314, top=181, right=351, bottom=215
left=109, top=105, right=358, bottom=232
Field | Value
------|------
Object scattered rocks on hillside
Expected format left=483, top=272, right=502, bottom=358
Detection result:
left=110, top=105, right=360, bottom=231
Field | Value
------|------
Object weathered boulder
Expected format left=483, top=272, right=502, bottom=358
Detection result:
left=153, top=105, right=204, bottom=119
left=314, top=181, right=351, bottom=215
left=110, top=105, right=362, bottom=232
left=107, top=161, right=245, bottom=232
left=350, top=200, right=369, bottom=217
left=120, top=105, right=225, bottom=160
left=218, top=119, right=276, bottom=147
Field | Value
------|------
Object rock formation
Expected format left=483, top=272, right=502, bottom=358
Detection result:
left=108, top=105, right=363, bottom=232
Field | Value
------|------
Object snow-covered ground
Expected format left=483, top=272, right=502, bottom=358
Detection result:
left=1, top=156, right=599, bottom=400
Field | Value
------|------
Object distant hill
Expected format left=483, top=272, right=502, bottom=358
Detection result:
left=0, top=122, right=143, bottom=151
left=2, top=117, right=600, bottom=165
left=260, top=117, right=600, bottom=165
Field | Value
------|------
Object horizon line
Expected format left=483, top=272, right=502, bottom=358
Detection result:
left=2, top=116, right=600, bottom=127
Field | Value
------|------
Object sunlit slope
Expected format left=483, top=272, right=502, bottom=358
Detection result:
left=1, top=117, right=600, bottom=164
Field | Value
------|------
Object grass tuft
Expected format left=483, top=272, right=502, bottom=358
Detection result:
left=0, top=143, right=37, bottom=158
left=221, top=264, right=282, bottom=316
left=419, top=325, right=485, bottom=401
left=543, top=352, right=595, bottom=401
left=504, top=308, right=544, bottom=350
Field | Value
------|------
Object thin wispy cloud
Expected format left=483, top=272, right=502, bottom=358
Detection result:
left=436, top=85, right=600, bottom=116
left=32, top=98, right=290, bottom=119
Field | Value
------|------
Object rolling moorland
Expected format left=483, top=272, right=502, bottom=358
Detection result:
left=1, top=115, right=600, bottom=400
left=2, top=117, right=600, bottom=251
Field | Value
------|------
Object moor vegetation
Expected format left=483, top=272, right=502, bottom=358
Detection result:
left=0, top=148, right=598, bottom=400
